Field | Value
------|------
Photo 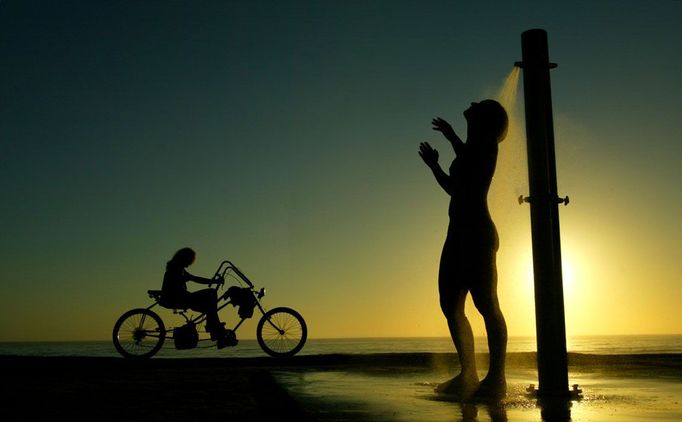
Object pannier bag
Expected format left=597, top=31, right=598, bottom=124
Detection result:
left=226, top=286, right=257, bottom=319
left=174, top=322, right=199, bottom=350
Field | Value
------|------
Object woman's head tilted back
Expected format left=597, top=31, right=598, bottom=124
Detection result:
left=464, top=99, right=508, bottom=143
left=169, top=247, right=196, bottom=268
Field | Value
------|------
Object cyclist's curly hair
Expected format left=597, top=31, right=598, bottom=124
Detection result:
left=169, top=247, right=196, bottom=267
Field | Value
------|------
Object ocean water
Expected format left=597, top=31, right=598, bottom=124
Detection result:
left=0, top=335, right=680, bottom=358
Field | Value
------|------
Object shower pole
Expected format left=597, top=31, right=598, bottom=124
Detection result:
left=516, top=28, right=571, bottom=399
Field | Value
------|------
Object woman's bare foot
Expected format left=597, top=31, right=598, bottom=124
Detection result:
left=435, top=372, right=480, bottom=400
left=475, top=375, right=507, bottom=399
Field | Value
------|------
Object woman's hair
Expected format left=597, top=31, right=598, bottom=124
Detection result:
left=169, top=247, right=196, bottom=267
left=479, top=99, right=509, bottom=143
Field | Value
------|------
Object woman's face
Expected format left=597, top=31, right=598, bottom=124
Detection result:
left=464, top=103, right=481, bottom=126
left=464, top=102, right=481, bottom=126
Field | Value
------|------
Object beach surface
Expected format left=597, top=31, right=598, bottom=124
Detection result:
left=2, top=353, right=681, bottom=421
left=1, top=355, right=314, bottom=421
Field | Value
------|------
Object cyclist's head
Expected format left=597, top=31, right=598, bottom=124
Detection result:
left=170, top=247, right=196, bottom=267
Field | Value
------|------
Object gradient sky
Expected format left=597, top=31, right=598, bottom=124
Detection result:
left=1, top=1, right=680, bottom=341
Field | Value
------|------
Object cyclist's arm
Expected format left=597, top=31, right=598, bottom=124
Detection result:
left=186, top=272, right=215, bottom=285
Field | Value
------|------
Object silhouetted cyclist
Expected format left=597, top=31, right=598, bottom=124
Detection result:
left=161, top=247, right=230, bottom=349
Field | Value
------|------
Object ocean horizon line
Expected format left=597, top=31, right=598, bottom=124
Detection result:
left=2, top=333, right=681, bottom=344
left=1, top=334, right=681, bottom=359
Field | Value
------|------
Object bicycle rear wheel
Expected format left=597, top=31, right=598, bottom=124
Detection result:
left=257, top=307, right=307, bottom=357
left=112, top=308, right=165, bottom=358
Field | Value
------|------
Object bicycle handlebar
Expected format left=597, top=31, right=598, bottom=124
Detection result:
left=208, top=275, right=225, bottom=290
left=214, top=260, right=255, bottom=288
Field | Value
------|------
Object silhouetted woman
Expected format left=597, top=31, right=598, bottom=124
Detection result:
left=419, top=100, right=508, bottom=399
left=161, top=247, right=229, bottom=348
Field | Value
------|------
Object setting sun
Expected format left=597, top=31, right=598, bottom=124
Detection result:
left=519, top=253, right=577, bottom=299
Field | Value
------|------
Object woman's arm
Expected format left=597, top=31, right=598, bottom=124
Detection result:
left=430, top=165, right=452, bottom=195
left=432, top=117, right=464, bottom=156
left=419, top=142, right=452, bottom=195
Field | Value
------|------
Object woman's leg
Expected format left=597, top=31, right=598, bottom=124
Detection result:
left=437, top=241, right=480, bottom=396
left=470, top=255, right=508, bottom=396
left=444, top=288, right=478, bottom=379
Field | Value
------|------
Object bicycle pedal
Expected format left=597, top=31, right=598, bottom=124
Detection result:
left=217, top=336, right=238, bottom=349
left=223, top=330, right=238, bottom=347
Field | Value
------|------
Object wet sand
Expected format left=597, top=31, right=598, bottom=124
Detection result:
left=2, top=353, right=680, bottom=421
left=272, top=352, right=682, bottom=421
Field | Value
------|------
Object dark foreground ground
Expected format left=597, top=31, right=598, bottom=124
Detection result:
left=1, top=355, right=317, bottom=421
left=2, top=353, right=680, bottom=421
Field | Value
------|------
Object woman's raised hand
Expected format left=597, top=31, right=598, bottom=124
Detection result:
left=432, top=117, right=456, bottom=140
left=418, top=141, right=439, bottom=168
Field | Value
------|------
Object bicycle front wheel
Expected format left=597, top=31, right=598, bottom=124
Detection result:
left=112, top=308, right=165, bottom=358
left=257, top=307, right=307, bottom=357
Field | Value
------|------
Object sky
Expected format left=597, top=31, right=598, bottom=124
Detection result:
left=1, top=1, right=680, bottom=342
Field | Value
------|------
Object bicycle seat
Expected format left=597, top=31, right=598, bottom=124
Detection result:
left=147, top=290, right=188, bottom=312
left=147, top=290, right=163, bottom=301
